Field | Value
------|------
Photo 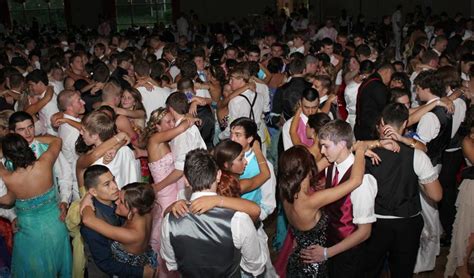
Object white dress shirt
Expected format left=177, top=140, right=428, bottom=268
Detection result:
left=344, top=80, right=361, bottom=129
left=260, top=160, right=277, bottom=221
left=328, top=153, right=378, bottom=224
left=255, top=82, right=271, bottom=114
left=169, top=66, right=180, bottom=82
left=446, top=89, right=467, bottom=151
left=93, top=146, right=140, bottom=189
left=415, top=98, right=442, bottom=146
left=137, top=85, right=171, bottom=121
left=221, top=89, right=264, bottom=140
left=57, top=114, right=81, bottom=201
left=170, top=117, right=207, bottom=171
left=49, top=80, right=64, bottom=96
left=38, top=89, right=60, bottom=136
left=160, top=191, right=267, bottom=276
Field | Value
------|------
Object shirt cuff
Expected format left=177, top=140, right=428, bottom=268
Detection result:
left=353, top=216, right=377, bottom=224
left=419, top=173, right=439, bottom=185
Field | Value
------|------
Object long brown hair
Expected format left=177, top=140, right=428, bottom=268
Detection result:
left=278, top=145, right=318, bottom=203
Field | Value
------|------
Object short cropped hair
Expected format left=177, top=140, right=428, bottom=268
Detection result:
left=134, top=59, right=150, bottom=77
left=84, top=165, right=111, bottom=190
left=318, top=119, right=354, bottom=149
left=57, top=90, right=79, bottom=112
left=184, top=149, right=219, bottom=192
left=381, top=103, right=409, bottom=129
left=82, top=111, right=116, bottom=141
left=288, top=58, right=306, bottom=75
left=301, top=88, right=319, bottom=102
left=166, top=92, right=189, bottom=114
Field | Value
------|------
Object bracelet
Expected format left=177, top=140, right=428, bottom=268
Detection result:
left=219, top=197, right=224, bottom=208
left=258, top=161, right=266, bottom=165
left=323, top=248, right=328, bottom=261
left=114, top=135, right=121, bottom=143
left=369, top=140, right=380, bottom=149
left=410, top=139, right=417, bottom=148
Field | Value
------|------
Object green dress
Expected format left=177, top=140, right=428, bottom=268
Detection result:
left=12, top=187, right=72, bottom=277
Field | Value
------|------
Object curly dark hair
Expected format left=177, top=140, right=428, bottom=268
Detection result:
left=414, top=70, right=446, bottom=98
left=278, top=145, right=318, bottom=204
left=2, top=133, right=36, bottom=170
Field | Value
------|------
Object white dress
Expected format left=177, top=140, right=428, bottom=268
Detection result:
left=445, top=160, right=474, bottom=277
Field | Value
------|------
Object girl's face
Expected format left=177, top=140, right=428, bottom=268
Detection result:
left=157, top=113, right=175, bottom=132
left=390, top=78, right=405, bottom=89
left=115, top=191, right=130, bottom=218
left=121, top=91, right=136, bottom=109
left=349, top=57, right=360, bottom=72
left=395, top=95, right=411, bottom=109
left=229, top=151, right=247, bottom=175
left=51, top=68, right=64, bottom=81
left=306, top=125, right=316, bottom=140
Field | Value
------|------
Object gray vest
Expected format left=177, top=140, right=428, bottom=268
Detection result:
left=169, top=207, right=241, bottom=278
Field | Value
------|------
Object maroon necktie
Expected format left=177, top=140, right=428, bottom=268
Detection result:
left=332, top=167, right=339, bottom=187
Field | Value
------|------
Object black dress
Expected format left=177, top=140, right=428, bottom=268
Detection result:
left=287, top=213, right=329, bottom=278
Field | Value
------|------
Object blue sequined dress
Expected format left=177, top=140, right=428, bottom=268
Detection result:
left=12, top=187, right=72, bottom=277
left=111, top=241, right=158, bottom=269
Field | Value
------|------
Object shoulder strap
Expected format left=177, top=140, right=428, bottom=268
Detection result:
left=239, top=92, right=257, bottom=120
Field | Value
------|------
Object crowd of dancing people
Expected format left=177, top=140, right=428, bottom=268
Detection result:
left=0, top=4, right=473, bottom=277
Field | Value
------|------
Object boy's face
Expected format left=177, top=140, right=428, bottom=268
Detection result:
left=319, top=138, right=345, bottom=163
left=27, top=81, right=45, bottom=95
left=230, top=126, right=252, bottom=150
left=89, top=171, right=119, bottom=203
left=14, top=119, right=35, bottom=144
left=80, top=127, right=98, bottom=146
left=300, top=98, right=319, bottom=117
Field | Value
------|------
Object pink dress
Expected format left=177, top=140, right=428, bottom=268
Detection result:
left=148, top=152, right=179, bottom=253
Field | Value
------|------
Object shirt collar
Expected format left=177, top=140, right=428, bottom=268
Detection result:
left=40, top=89, right=47, bottom=98
left=319, top=95, right=329, bottom=103
left=244, top=149, right=255, bottom=161
left=174, top=116, right=184, bottom=126
left=426, top=97, right=440, bottom=105
left=334, top=152, right=354, bottom=176
left=190, top=191, right=217, bottom=201
left=300, top=113, right=308, bottom=123
left=63, top=113, right=81, bottom=122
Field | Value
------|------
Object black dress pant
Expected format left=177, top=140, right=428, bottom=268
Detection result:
left=439, top=149, right=464, bottom=240
left=363, top=215, right=424, bottom=278
left=328, top=244, right=365, bottom=278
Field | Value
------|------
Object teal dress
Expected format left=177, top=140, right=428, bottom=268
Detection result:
left=12, top=187, right=72, bottom=277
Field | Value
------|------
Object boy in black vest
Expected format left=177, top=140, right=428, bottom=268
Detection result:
left=364, top=103, right=443, bottom=277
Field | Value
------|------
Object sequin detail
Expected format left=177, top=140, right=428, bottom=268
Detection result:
left=287, top=213, right=329, bottom=277
left=111, top=241, right=158, bottom=269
